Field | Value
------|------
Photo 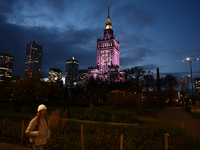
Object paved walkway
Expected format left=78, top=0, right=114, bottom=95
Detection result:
left=0, top=142, right=32, bottom=150
left=157, top=107, right=200, bottom=140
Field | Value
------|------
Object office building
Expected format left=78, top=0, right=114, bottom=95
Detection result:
left=25, top=40, right=43, bottom=76
left=49, top=68, right=62, bottom=83
left=78, top=70, right=88, bottom=89
left=0, top=52, right=14, bottom=81
left=195, top=78, right=200, bottom=97
left=65, top=57, right=79, bottom=88
left=88, top=5, right=125, bottom=82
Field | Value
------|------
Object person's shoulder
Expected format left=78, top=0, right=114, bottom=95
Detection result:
left=30, top=116, right=38, bottom=123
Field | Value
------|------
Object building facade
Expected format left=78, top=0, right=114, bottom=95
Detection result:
left=49, top=68, right=62, bottom=83
left=25, top=40, right=43, bottom=76
left=195, top=78, right=200, bottom=97
left=0, top=53, right=14, bottom=81
left=78, top=70, right=88, bottom=89
left=65, top=57, right=79, bottom=88
left=88, top=5, right=125, bottom=82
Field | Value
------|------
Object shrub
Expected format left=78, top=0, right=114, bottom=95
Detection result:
left=49, top=110, right=60, bottom=129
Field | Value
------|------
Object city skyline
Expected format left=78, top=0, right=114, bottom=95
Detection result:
left=0, top=0, right=200, bottom=80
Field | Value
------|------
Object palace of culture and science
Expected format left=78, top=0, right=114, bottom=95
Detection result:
left=88, top=5, right=125, bottom=83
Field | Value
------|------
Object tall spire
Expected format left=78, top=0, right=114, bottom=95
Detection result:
left=108, top=4, right=110, bottom=19
left=105, top=4, right=112, bottom=29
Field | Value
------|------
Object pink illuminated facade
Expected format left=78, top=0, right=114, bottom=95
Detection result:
left=88, top=5, right=125, bottom=82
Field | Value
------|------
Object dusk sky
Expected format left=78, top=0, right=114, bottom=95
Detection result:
left=0, top=0, right=200, bottom=81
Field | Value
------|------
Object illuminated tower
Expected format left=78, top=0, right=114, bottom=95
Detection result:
left=0, top=52, right=14, bottom=81
left=25, top=40, right=43, bottom=75
left=88, top=5, right=125, bottom=82
left=65, top=57, right=79, bottom=88
left=96, top=5, right=120, bottom=75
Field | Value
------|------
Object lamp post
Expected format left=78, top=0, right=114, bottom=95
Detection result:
left=183, top=57, right=199, bottom=97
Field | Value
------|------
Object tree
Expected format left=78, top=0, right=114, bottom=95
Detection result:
left=87, top=78, right=109, bottom=103
left=11, top=72, right=47, bottom=112
left=163, top=74, right=178, bottom=104
left=178, top=79, right=188, bottom=101
left=125, top=66, right=146, bottom=97
left=143, top=71, right=155, bottom=100
left=0, top=79, right=12, bottom=101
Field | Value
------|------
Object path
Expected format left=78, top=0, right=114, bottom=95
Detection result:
left=157, top=107, right=200, bottom=140
left=0, top=142, right=32, bottom=150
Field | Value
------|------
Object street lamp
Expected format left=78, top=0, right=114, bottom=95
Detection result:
left=183, top=57, right=199, bottom=97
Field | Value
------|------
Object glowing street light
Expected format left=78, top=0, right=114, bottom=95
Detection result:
left=183, top=57, right=199, bottom=97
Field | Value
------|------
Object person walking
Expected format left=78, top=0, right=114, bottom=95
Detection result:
left=26, top=104, right=51, bottom=150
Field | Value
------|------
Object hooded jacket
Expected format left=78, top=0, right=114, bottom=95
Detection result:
left=26, top=115, right=51, bottom=144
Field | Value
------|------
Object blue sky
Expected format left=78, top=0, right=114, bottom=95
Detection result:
left=0, top=0, right=200, bottom=80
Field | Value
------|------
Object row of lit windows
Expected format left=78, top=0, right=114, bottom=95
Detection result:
left=102, top=54, right=109, bottom=57
left=100, top=50, right=110, bottom=53
left=0, top=57, right=13, bottom=61
left=0, top=67, right=11, bottom=70
left=32, top=47, right=38, bottom=50
left=66, top=61, right=79, bottom=64
left=98, top=42, right=113, bottom=48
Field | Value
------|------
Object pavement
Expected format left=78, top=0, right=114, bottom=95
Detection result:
left=0, top=142, right=32, bottom=150
left=157, top=107, right=200, bottom=141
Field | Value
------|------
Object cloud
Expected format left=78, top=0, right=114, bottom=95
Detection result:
left=121, top=46, right=157, bottom=61
left=113, top=3, right=155, bottom=28
left=141, top=64, right=158, bottom=71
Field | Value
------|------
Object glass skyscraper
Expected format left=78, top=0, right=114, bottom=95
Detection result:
left=25, top=40, right=43, bottom=76
left=0, top=52, right=14, bottom=81
left=65, top=57, right=79, bottom=88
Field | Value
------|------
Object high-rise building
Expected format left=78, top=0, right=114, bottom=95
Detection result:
left=25, top=40, right=43, bottom=76
left=78, top=70, right=88, bottom=89
left=195, top=78, right=200, bottom=97
left=88, top=5, right=125, bottom=82
left=0, top=52, right=14, bottom=81
left=65, top=57, right=79, bottom=88
left=49, top=68, right=62, bottom=83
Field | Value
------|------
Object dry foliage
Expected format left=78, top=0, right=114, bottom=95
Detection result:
left=49, top=110, right=60, bottom=129
left=61, top=110, right=68, bottom=128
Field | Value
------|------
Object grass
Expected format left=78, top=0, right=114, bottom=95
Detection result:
left=0, top=102, right=165, bottom=127
left=1, top=118, right=200, bottom=149
left=1, top=102, right=200, bottom=149
left=139, top=108, right=162, bottom=117
left=184, top=106, right=200, bottom=119
left=187, top=112, right=200, bottom=119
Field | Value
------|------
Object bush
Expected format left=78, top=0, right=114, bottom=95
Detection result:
left=108, top=93, right=140, bottom=109
left=77, top=106, right=138, bottom=123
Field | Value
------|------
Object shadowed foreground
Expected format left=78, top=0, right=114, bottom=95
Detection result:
left=157, top=107, right=200, bottom=141
left=0, top=142, right=32, bottom=150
